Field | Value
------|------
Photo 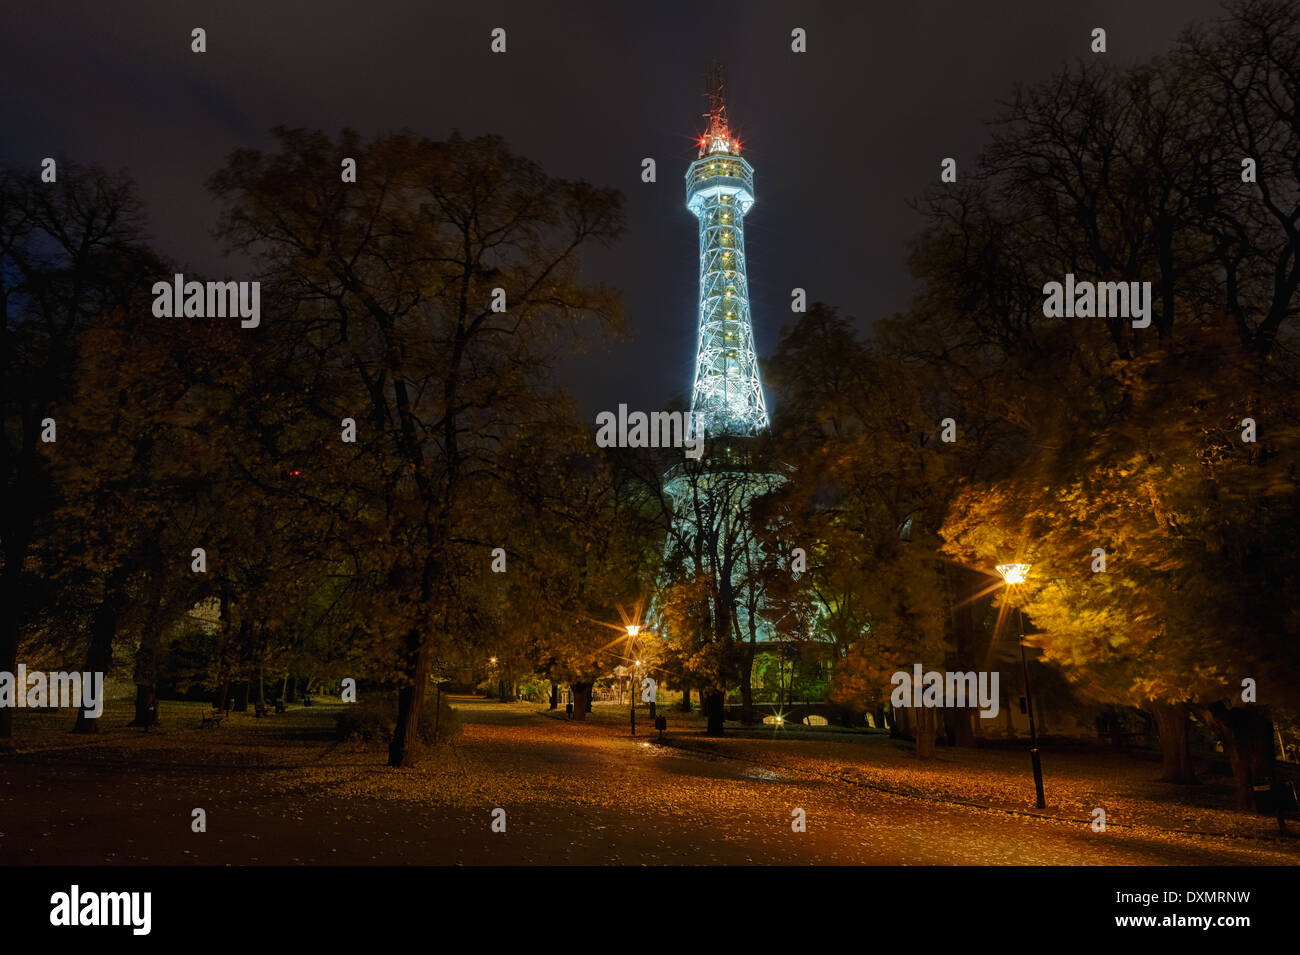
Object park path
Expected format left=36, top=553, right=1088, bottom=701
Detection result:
left=2, top=699, right=1297, bottom=865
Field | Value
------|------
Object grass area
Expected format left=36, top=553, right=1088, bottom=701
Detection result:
left=5, top=698, right=341, bottom=764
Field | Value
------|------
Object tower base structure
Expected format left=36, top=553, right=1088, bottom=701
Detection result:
left=653, top=435, right=788, bottom=645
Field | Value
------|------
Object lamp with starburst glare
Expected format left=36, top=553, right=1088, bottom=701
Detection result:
left=997, top=562, right=1045, bottom=809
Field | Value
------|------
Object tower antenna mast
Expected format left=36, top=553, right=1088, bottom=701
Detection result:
left=700, top=61, right=736, bottom=157
left=706, top=61, right=726, bottom=129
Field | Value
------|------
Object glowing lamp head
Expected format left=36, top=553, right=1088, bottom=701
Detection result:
left=635, top=660, right=643, bottom=667
left=996, top=563, right=1031, bottom=585
left=626, top=624, right=641, bottom=637
left=489, top=656, right=498, bottom=665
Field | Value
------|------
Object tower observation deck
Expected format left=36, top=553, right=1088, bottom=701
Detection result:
left=685, top=68, right=769, bottom=438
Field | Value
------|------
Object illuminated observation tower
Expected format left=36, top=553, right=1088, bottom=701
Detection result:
left=656, top=66, right=786, bottom=654
left=685, top=68, right=769, bottom=437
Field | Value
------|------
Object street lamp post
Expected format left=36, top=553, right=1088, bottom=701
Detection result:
left=996, top=563, right=1046, bottom=809
left=626, top=625, right=641, bottom=736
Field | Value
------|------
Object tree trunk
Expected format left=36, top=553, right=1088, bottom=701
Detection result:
left=941, top=706, right=972, bottom=748
left=1151, top=701, right=1196, bottom=784
left=1197, top=702, right=1276, bottom=812
left=0, top=462, right=39, bottom=746
left=739, top=628, right=757, bottom=724
left=549, top=681, right=558, bottom=710
left=704, top=689, right=725, bottom=736
left=0, top=570, right=21, bottom=746
left=949, top=566, right=981, bottom=749
left=129, top=685, right=156, bottom=728
left=914, top=706, right=937, bottom=759
left=129, top=539, right=166, bottom=728
left=1102, top=706, right=1125, bottom=749
left=570, top=682, right=592, bottom=721
left=893, top=704, right=911, bottom=740
left=73, top=565, right=131, bottom=733
left=679, top=685, right=692, bottom=712
left=389, top=625, right=432, bottom=767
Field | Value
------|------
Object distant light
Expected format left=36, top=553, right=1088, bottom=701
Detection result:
left=626, top=624, right=641, bottom=637
left=489, top=656, right=498, bottom=664
left=996, top=563, right=1031, bottom=585
left=635, top=660, right=643, bottom=667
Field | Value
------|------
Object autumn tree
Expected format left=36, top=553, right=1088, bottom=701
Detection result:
left=916, top=0, right=1300, bottom=803
left=209, top=128, right=623, bottom=765
left=0, top=163, right=163, bottom=743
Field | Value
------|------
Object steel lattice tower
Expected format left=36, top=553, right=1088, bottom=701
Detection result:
left=685, top=66, right=769, bottom=437
left=653, top=67, right=787, bottom=655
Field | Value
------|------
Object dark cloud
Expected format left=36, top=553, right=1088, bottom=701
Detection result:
left=1, top=0, right=1227, bottom=415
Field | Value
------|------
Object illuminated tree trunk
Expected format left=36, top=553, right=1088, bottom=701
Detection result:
left=570, top=682, right=592, bottom=722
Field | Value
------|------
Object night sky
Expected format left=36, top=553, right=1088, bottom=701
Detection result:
left=2, top=0, right=1226, bottom=416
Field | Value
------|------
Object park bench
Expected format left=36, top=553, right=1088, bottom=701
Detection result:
left=200, top=709, right=224, bottom=729
left=254, top=701, right=269, bottom=718
left=273, top=699, right=287, bottom=714
left=302, top=695, right=314, bottom=707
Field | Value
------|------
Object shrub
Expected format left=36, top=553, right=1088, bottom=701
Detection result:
left=334, top=699, right=393, bottom=742
left=334, top=690, right=462, bottom=745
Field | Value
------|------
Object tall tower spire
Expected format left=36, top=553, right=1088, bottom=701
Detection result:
left=686, top=65, right=769, bottom=437
left=700, top=62, right=732, bottom=157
